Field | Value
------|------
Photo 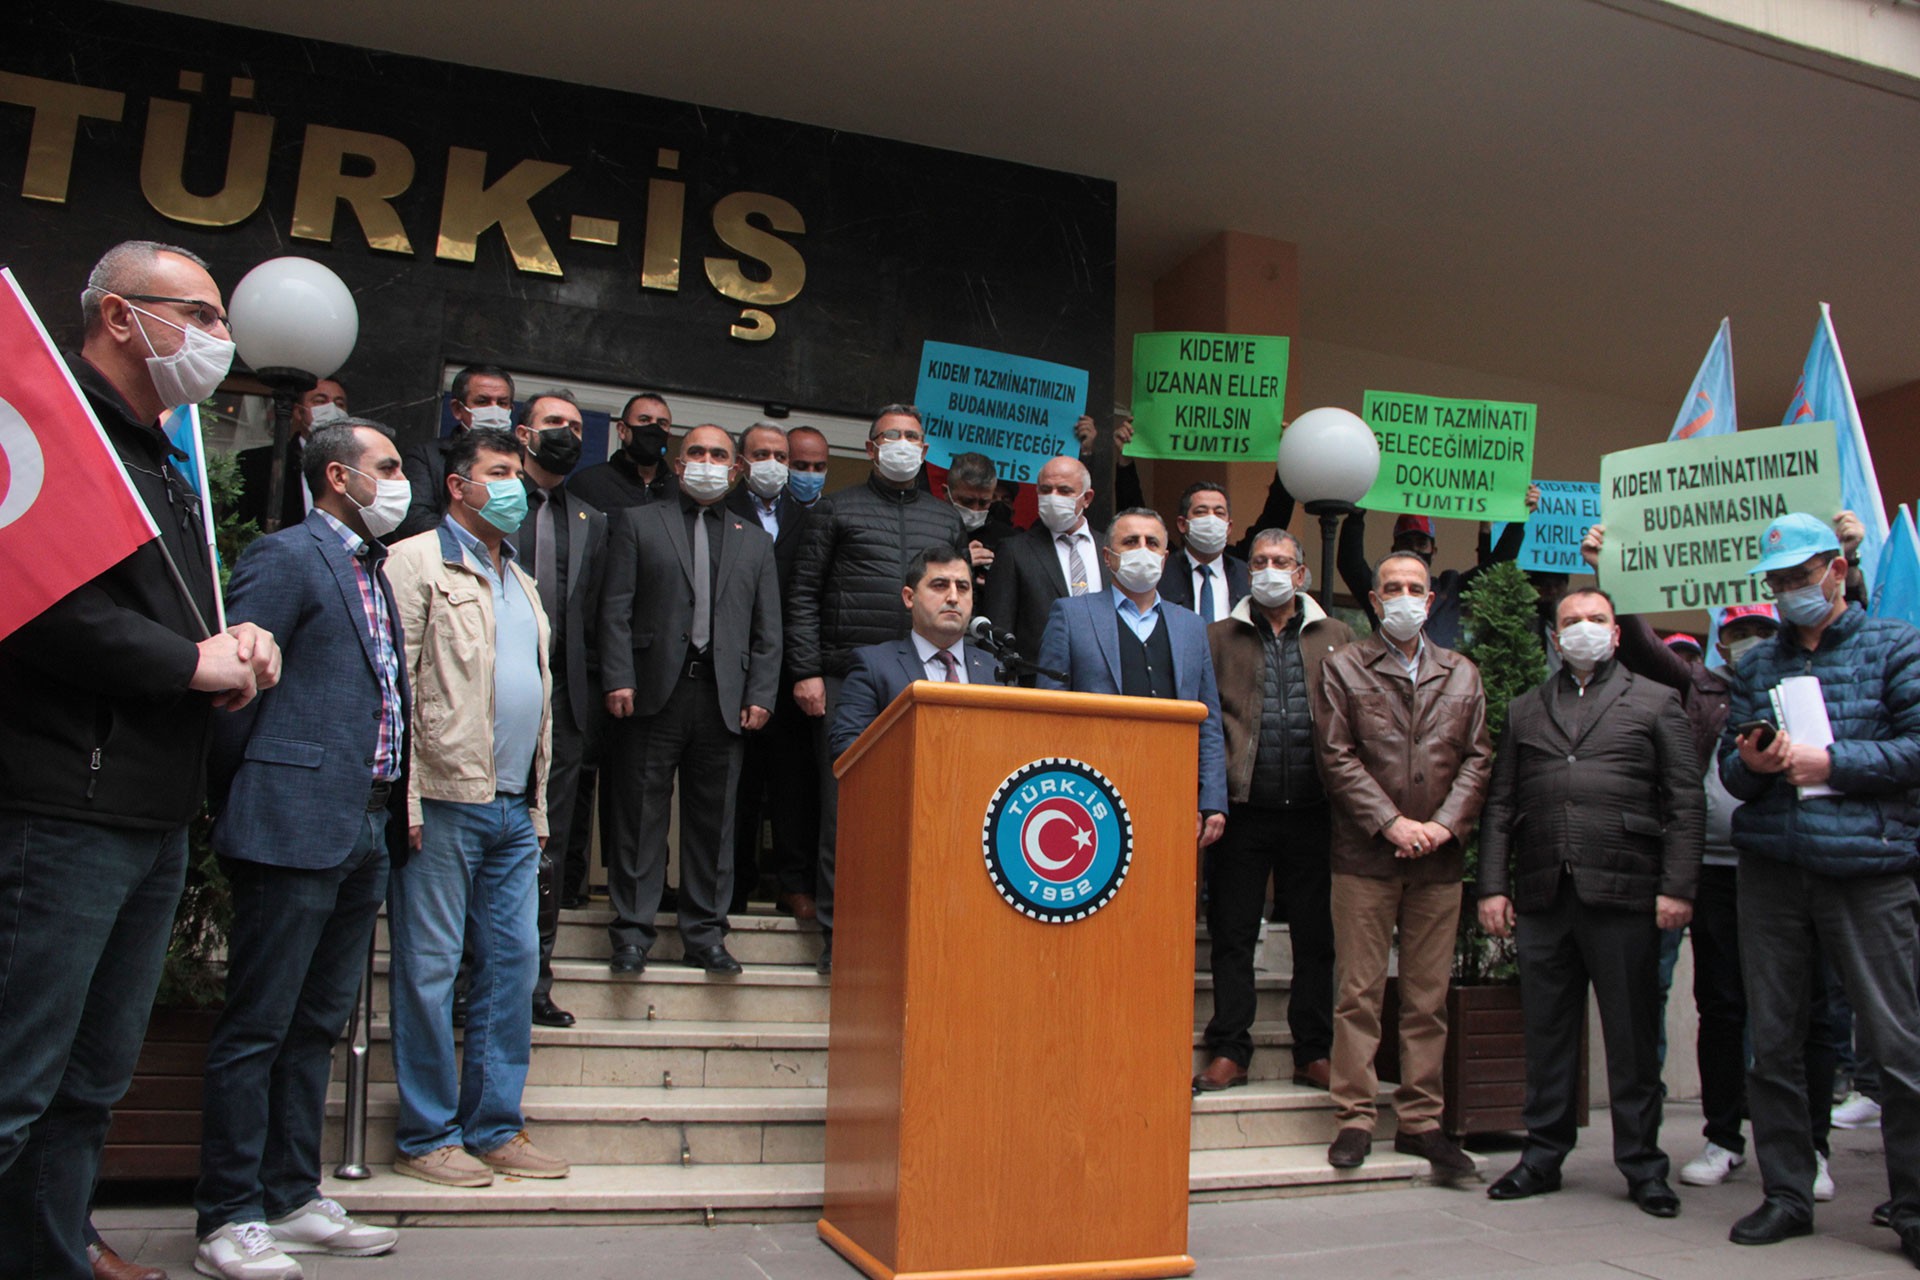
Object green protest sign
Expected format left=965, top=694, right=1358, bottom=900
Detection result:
left=1357, top=391, right=1536, bottom=522
left=1126, top=332, right=1288, bottom=461
left=1597, top=421, right=1841, bottom=615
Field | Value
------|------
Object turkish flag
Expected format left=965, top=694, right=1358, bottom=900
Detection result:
left=0, top=268, right=157, bottom=643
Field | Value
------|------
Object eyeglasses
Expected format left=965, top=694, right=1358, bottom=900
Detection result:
left=872, top=429, right=924, bottom=443
left=121, top=294, right=231, bottom=331
left=1763, top=557, right=1833, bottom=594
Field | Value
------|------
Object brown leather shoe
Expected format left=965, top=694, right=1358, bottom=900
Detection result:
left=1393, top=1127, right=1478, bottom=1183
left=1327, top=1126, right=1372, bottom=1169
left=1191, top=1056, right=1249, bottom=1093
left=1292, top=1058, right=1331, bottom=1089
left=776, top=892, right=818, bottom=921
left=88, top=1241, right=167, bottom=1280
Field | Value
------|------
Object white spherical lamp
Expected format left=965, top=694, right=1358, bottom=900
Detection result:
left=226, top=257, right=360, bottom=531
left=228, top=256, right=359, bottom=381
left=1276, top=406, right=1381, bottom=506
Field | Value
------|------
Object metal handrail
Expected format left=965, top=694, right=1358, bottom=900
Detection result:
left=332, top=929, right=376, bottom=1180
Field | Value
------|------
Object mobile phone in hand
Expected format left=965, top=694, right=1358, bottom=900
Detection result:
left=1734, top=719, right=1776, bottom=750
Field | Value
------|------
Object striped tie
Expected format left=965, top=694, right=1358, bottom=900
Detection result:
left=1062, top=534, right=1089, bottom=596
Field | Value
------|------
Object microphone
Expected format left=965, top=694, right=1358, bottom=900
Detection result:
left=966, top=615, right=1003, bottom=651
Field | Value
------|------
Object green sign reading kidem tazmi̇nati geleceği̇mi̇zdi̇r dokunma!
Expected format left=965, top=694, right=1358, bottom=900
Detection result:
left=1125, top=332, right=1289, bottom=461
left=1357, top=390, right=1537, bottom=523
left=1598, top=420, right=1840, bottom=616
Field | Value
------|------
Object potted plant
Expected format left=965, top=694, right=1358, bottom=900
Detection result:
left=103, top=451, right=255, bottom=1180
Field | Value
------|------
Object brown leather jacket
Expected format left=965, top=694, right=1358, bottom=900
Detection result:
left=1208, top=594, right=1356, bottom=806
left=1314, top=633, right=1493, bottom=883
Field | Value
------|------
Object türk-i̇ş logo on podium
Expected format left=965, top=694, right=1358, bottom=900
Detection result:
left=981, top=758, right=1134, bottom=923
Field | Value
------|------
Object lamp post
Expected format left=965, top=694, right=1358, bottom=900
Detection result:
left=1274, top=407, right=1382, bottom=610
left=227, top=258, right=358, bottom=532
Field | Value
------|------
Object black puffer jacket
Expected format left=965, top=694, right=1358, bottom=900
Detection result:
left=786, top=475, right=968, bottom=680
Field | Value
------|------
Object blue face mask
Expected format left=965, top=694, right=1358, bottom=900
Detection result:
left=1775, top=580, right=1834, bottom=628
left=457, top=475, right=529, bottom=533
left=788, top=469, right=826, bottom=504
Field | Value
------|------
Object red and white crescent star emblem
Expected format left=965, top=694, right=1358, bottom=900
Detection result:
left=1020, top=797, right=1098, bottom=883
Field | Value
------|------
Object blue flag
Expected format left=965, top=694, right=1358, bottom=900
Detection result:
left=1668, top=317, right=1737, bottom=441
left=1871, top=504, right=1920, bottom=629
left=1784, top=304, right=1888, bottom=596
left=1668, top=319, right=1738, bottom=663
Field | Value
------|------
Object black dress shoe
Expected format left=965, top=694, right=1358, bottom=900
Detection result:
left=1873, top=1199, right=1893, bottom=1228
left=1487, top=1161, right=1562, bottom=1201
left=1630, top=1177, right=1681, bottom=1218
left=1900, top=1223, right=1920, bottom=1267
left=531, top=995, right=576, bottom=1027
left=609, top=945, right=646, bottom=975
left=560, top=893, right=590, bottom=910
left=1730, top=1199, right=1813, bottom=1246
left=681, top=944, right=743, bottom=974
left=816, top=945, right=833, bottom=976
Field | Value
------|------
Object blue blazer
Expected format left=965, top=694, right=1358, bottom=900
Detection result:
left=1035, top=590, right=1229, bottom=813
left=829, top=638, right=1003, bottom=757
left=210, top=511, right=410, bottom=869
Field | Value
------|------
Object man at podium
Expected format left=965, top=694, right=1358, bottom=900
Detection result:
left=830, top=546, right=1005, bottom=758
left=1035, top=508, right=1228, bottom=847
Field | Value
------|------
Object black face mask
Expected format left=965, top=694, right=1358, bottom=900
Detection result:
left=624, top=424, right=669, bottom=464
left=529, top=427, right=582, bottom=476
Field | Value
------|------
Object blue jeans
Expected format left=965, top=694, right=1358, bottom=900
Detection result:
left=387, top=795, right=539, bottom=1157
left=194, top=813, right=389, bottom=1236
left=0, top=812, right=187, bottom=1280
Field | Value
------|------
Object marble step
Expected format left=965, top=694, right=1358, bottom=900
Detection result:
left=366, top=957, right=1291, bottom=1027
left=323, top=1079, right=1371, bottom=1168
left=318, top=1144, right=1461, bottom=1225
left=377, top=907, right=1296, bottom=976
left=330, top=1018, right=1301, bottom=1090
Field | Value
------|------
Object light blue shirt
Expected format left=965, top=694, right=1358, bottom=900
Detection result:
left=1386, top=632, right=1427, bottom=682
left=446, top=517, right=542, bottom=796
left=1112, top=585, right=1162, bottom=642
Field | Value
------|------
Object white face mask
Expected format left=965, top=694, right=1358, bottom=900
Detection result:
left=307, top=401, right=349, bottom=430
left=132, top=306, right=235, bottom=409
left=873, top=439, right=924, bottom=483
left=680, top=460, right=732, bottom=502
left=1249, top=567, right=1297, bottom=610
left=1722, top=635, right=1766, bottom=666
left=952, top=501, right=988, bottom=532
left=1037, top=493, right=1083, bottom=534
left=746, top=458, right=788, bottom=499
left=1556, top=620, right=1617, bottom=671
left=466, top=404, right=512, bottom=432
left=1111, top=547, right=1164, bottom=595
left=1377, top=595, right=1428, bottom=642
left=342, top=466, right=411, bottom=538
left=1184, top=514, right=1229, bottom=557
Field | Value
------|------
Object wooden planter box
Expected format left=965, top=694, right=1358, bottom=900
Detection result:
left=1441, top=983, right=1589, bottom=1138
left=101, top=1006, right=220, bottom=1181
left=1377, top=981, right=1589, bottom=1138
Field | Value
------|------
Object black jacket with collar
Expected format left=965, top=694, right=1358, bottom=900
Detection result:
left=1478, top=660, right=1704, bottom=913
left=0, top=354, right=220, bottom=829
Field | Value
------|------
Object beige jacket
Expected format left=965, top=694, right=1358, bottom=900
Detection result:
left=385, top=525, right=553, bottom=837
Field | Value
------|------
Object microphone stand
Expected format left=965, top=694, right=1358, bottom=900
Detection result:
left=970, top=625, right=1069, bottom=686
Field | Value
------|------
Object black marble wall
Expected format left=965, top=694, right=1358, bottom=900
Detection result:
left=2, top=0, right=1116, bottom=450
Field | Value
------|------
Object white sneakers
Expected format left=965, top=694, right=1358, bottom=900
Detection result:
left=1813, top=1152, right=1836, bottom=1202
left=266, top=1198, right=398, bottom=1256
left=1677, top=1141, right=1745, bottom=1187
left=195, top=1202, right=397, bottom=1279
left=1832, top=1090, right=1883, bottom=1129
left=193, top=1223, right=302, bottom=1280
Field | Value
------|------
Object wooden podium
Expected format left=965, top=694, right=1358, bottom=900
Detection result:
left=817, top=682, right=1203, bottom=1280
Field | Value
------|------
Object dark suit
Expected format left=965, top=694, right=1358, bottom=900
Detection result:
left=394, top=435, right=458, bottom=541
left=1478, top=660, right=1704, bottom=1187
left=1036, top=589, right=1229, bottom=815
left=599, top=498, right=782, bottom=953
left=829, top=638, right=1003, bottom=757
left=197, top=510, right=408, bottom=1236
left=521, top=487, right=609, bottom=997
left=979, top=523, right=1108, bottom=680
left=1157, top=549, right=1250, bottom=623
left=234, top=439, right=309, bottom=532
left=726, top=485, right=817, bottom=905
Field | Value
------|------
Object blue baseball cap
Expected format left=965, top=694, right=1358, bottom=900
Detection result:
left=1749, top=512, right=1841, bottom=575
